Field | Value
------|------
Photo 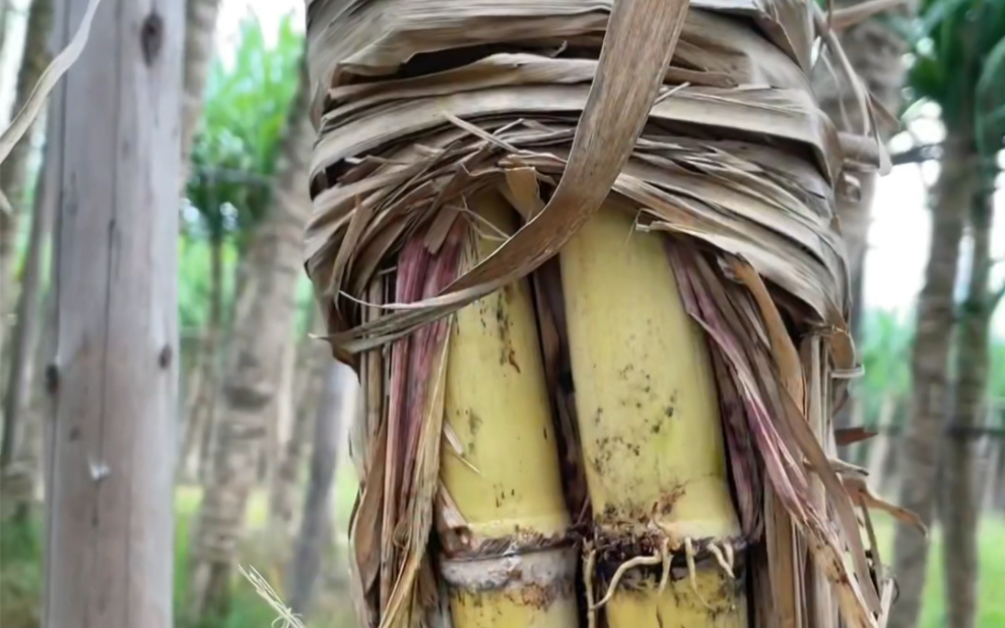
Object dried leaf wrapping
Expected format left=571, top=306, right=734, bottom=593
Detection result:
left=304, top=1, right=901, bottom=627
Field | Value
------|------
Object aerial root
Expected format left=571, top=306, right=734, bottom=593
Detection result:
left=684, top=537, right=714, bottom=611
left=658, top=537, right=672, bottom=593
left=584, top=543, right=597, bottom=628
left=587, top=534, right=733, bottom=615
left=591, top=552, right=663, bottom=610
left=708, top=541, right=733, bottom=578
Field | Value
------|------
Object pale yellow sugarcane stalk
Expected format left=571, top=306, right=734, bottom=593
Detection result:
left=561, top=202, right=746, bottom=627
left=438, top=190, right=579, bottom=628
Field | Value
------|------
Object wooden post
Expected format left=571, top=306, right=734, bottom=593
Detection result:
left=44, top=0, right=183, bottom=626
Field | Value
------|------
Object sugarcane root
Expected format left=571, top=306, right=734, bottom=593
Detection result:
left=684, top=537, right=715, bottom=611
left=588, top=533, right=741, bottom=613
left=584, top=543, right=597, bottom=628
left=591, top=552, right=664, bottom=610
left=708, top=542, right=734, bottom=578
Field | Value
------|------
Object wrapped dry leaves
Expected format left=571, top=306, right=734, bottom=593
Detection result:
left=302, top=2, right=920, bottom=628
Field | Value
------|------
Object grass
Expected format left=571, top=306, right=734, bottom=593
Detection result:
left=0, top=515, right=42, bottom=628
left=868, top=513, right=1005, bottom=628
left=2, top=465, right=1003, bottom=628
left=170, top=464, right=359, bottom=628
left=1, top=463, right=361, bottom=628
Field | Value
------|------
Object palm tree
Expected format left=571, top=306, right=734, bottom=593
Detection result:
left=267, top=320, right=324, bottom=537
left=177, top=15, right=305, bottom=483
left=941, top=180, right=998, bottom=628
left=301, top=2, right=915, bottom=628
left=285, top=359, right=351, bottom=618
left=186, top=59, right=315, bottom=620
left=181, top=0, right=222, bottom=175
left=889, top=2, right=1004, bottom=627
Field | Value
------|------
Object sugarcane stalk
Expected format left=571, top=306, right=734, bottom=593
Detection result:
left=560, top=203, right=747, bottom=627
left=438, top=190, right=579, bottom=628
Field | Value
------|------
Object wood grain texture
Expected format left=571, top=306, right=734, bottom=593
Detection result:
left=43, top=0, right=183, bottom=626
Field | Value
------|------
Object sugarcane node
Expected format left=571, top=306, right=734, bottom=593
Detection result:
left=439, top=545, right=578, bottom=606
left=593, top=487, right=687, bottom=528
left=441, top=528, right=574, bottom=561
left=590, top=528, right=748, bottom=589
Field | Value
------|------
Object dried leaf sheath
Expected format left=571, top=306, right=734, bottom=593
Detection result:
left=303, top=1, right=911, bottom=628
left=668, top=245, right=879, bottom=627
left=350, top=221, right=465, bottom=628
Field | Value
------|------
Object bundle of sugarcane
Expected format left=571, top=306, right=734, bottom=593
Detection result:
left=301, top=1, right=922, bottom=628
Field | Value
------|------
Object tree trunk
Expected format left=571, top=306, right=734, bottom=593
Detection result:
left=0, top=0, right=53, bottom=372
left=44, top=0, right=182, bottom=626
left=186, top=63, right=314, bottom=621
left=178, top=234, right=224, bottom=481
left=268, top=338, right=325, bottom=536
left=7, top=285, right=54, bottom=521
left=180, top=0, right=221, bottom=176
left=846, top=390, right=866, bottom=466
left=178, top=345, right=205, bottom=479
left=881, top=425, right=902, bottom=497
left=983, top=434, right=1002, bottom=512
left=992, top=437, right=1005, bottom=513
left=1, top=123, right=57, bottom=472
left=174, top=0, right=223, bottom=478
left=0, top=0, right=8, bottom=64
left=286, top=360, right=348, bottom=618
left=941, top=179, right=995, bottom=628
left=195, top=257, right=254, bottom=482
left=888, top=135, right=974, bottom=628
left=263, top=323, right=298, bottom=485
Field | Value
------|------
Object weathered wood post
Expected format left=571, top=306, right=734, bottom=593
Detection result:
left=44, top=0, right=183, bottom=626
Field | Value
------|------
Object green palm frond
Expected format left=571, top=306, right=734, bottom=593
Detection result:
left=907, top=0, right=1005, bottom=155
left=185, top=14, right=304, bottom=246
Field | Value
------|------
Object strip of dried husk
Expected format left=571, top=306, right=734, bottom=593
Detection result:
left=305, top=1, right=910, bottom=628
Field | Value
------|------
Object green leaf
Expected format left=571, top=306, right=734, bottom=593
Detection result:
left=976, top=35, right=1005, bottom=100
left=915, top=0, right=970, bottom=42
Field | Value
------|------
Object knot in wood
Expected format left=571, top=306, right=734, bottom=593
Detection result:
left=140, top=11, right=163, bottom=66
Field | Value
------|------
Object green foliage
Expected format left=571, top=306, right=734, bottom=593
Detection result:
left=0, top=515, right=42, bottom=628
left=860, top=310, right=914, bottom=396
left=172, top=496, right=283, bottom=628
left=990, top=340, right=1005, bottom=410
left=907, top=0, right=1005, bottom=154
left=855, top=308, right=1005, bottom=429
left=178, top=235, right=239, bottom=332
left=178, top=13, right=306, bottom=337
left=0, top=489, right=352, bottom=628
left=870, top=513, right=1005, bottom=628
left=857, top=310, right=914, bottom=427
left=184, top=13, right=304, bottom=246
